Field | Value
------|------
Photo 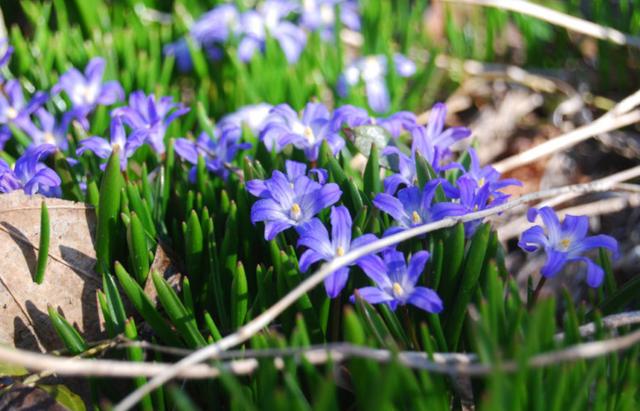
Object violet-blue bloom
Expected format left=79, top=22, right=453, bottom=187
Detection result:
left=0, top=144, right=61, bottom=196
left=218, top=103, right=273, bottom=134
left=53, top=57, right=124, bottom=114
left=174, top=125, right=251, bottom=181
left=235, top=1, right=306, bottom=63
left=23, top=108, right=69, bottom=150
left=113, top=91, right=189, bottom=154
left=249, top=169, right=342, bottom=240
left=76, top=117, right=144, bottom=170
left=338, top=54, right=416, bottom=113
left=0, top=79, right=48, bottom=148
left=432, top=175, right=499, bottom=235
left=518, top=207, right=618, bottom=288
left=260, top=103, right=344, bottom=161
left=353, top=249, right=443, bottom=313
left=297, top=206, right=377, bottom=298
left=190, top=4, right=240, bottom=45
left=300, top=0, right=360, bottom=40
left=456, top=148, right=521, bottom=203
left=246, top=160, right=327, bottom=199
left=409, top=102, right=471, bottom=168
left=373, top=180, right=442, bottom=233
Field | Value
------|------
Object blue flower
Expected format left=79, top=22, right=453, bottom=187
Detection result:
left=353, top=249, right=443, bottom=313
left=190, top=4, right=241, bottom=46
left=53, top=57, right=124, bottom=115
left=373, top=179, right=441, bottom=233
left=113, top=91, right=189, bottom=154
left=174, top=125, right=251, bottom=181
left=260, top=103, right=344, bottom=161
left=249, top=168, right=342, bottom=240
left=459, top=148, right=521, bottom=199
left=296, top=206, right=377, bottom=298
left=518, top=207, right=618, bottom=287
left=381, top=102, right=471, bottom=194
left=218, top=103, right=273, bottom=134
left=236, top=0, right=305, bottom=64
left=22, top=108, right=70, bottom=150
left=246, top=160, right=327, bottom=198
left=300, top=0, right=360, bottom=40
left=77, top=116, right=144, bottom=170
left=432, top=175, right=495, bottom=235
left=409, top=102, right=471, bottom=169
left=0, top=79, right=48, bottom=147
left=0, top=144, right=61, bottom=196
left=338, top=54, right=415, bottom=113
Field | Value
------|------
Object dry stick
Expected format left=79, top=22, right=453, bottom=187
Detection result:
left=3, top=319, right=640, bottom=380
left=114, top=179, right=628, bottom=411
left=494, top=87, right=640, bottom=173
left=494, top=109, right=640, bottom=173
left=442, top=0, right=640, bottom=48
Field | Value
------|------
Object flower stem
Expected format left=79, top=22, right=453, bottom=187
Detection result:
left=529, top=276, right=547, bottom=308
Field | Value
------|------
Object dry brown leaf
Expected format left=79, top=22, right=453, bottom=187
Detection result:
left=0, top=192, right=103, bottom=352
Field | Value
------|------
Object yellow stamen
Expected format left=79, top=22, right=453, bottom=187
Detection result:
left=392, top=282, right=404, bottom=297
left=303, top=126, right=315, bottom=143
left=336, top=246, right=345, bottom=256
left=290, top=203, right=302, bottom=220
left=411, top=211, right=422, bottom=224
left=478, top=177, right=486, bottom=187
left=44, top=132, right=56, bottom=144
left=560, top=238, right=571, bottom=250
left=6, top=107, right=17, bottom=120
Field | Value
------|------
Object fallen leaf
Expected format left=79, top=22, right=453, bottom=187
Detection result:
left=0, top=192, right=103, bottom=351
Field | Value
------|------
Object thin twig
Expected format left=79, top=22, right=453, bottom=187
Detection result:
left=114, top=179, right=630, bottom=411
left=443, top=0, right=640, bottom=49
left=2, top=319, right=640, bottom=381
left=493, top=109, right=640, bottom=173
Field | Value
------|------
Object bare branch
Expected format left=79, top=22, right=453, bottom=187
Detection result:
left=443, top=0, right=640, bottom=49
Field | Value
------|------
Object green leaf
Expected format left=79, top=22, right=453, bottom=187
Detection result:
left=38, top=384, right=87, bottom=411
left=231, top=261, right=249, bottom=329
left=127, top=212, right=150, bottom=284
left=444, top=223, right=491, bottom=350
left=47, top=306, right=87, bottom=354
left=34, top=201, right=50, bottom=285
left=96, top=148, right=123, bottom=274
left=124, top=319, right=153, bottom=411
left=114, top=262, right=181, bottom=346
left=152, top=270, right=206, bottom=348
left=363, top=144, right=382, bottom=197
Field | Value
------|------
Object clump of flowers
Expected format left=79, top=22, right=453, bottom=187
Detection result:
left=519, top=207, right=618, bottom=288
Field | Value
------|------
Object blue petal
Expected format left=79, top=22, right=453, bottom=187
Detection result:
left=407, top=251, right=430, bottom=285
left=578, top=257, right=605, bottom=288
left=299, top=249, right=327, bottom=272
left=518, top=225, right=548, bottom=252
left=351, top=287, right=394, bottom=305
left=357, top=254, right=392, bottom=289
left=251, top=198, right=286, bottom=224
left=373, top=193, right=408, bottom=225
left=296, top=218, right=332, bottom=257
left=264, top=220, right=291, bottom=241
left=540, top=248, right=568, bottom=278
left=365, top=77, right=390, bottom=114
left=324, top=267, right=350, bottom=298
left=330, top=206, right=352, bottom=251
left=408, top=287, right=443, bottom=313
